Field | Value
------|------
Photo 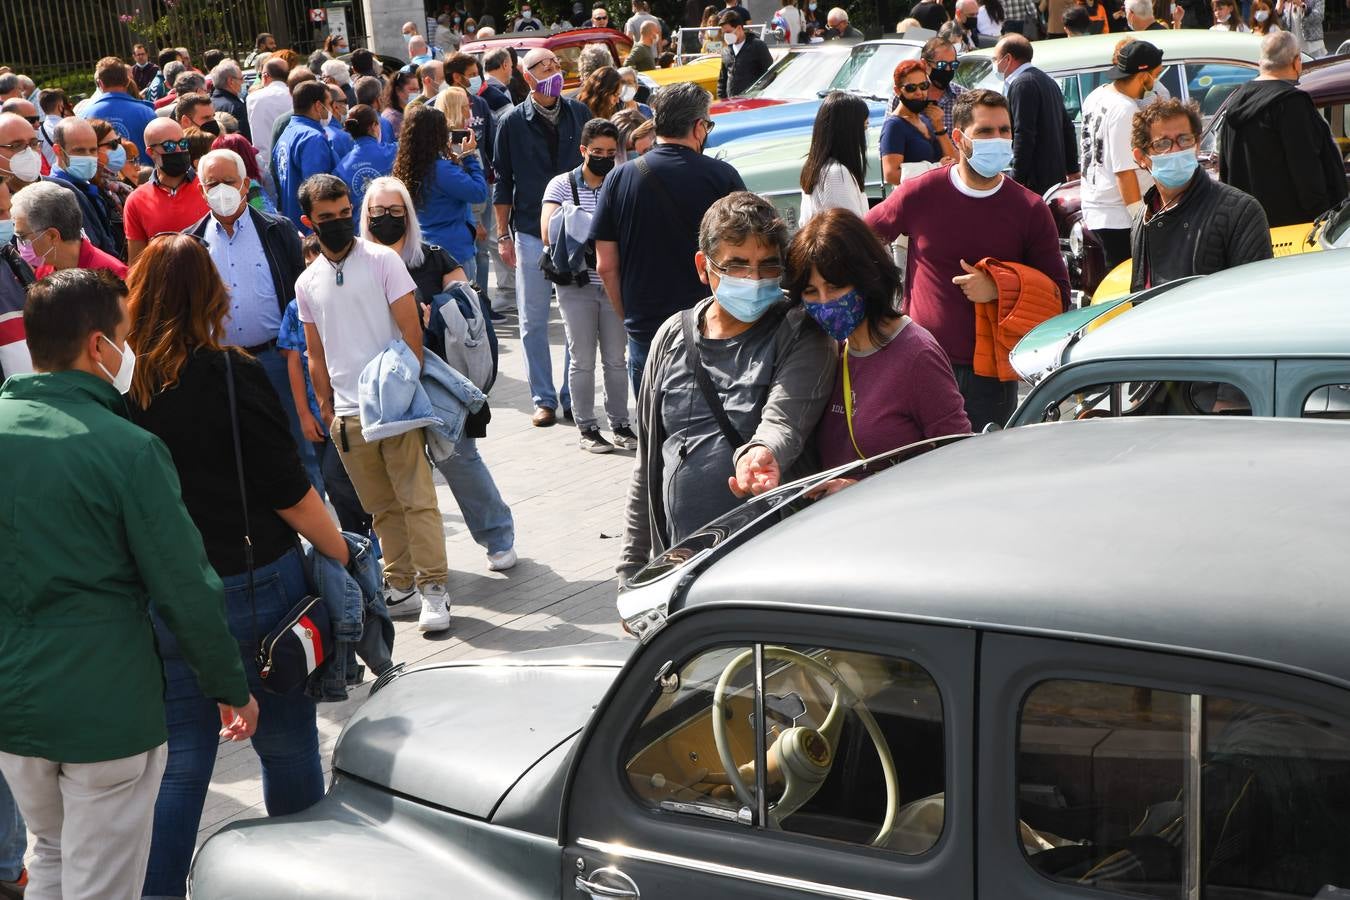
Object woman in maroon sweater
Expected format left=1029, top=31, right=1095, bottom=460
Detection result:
left=786, top=208, right=970, bottom=480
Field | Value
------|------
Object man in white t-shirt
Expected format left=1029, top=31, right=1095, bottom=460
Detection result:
left=295, top=174, right=453, bottom=634
left=1078, top=39, right=1162, bottom=272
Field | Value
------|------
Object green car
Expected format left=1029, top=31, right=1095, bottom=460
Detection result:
left=725, top=30, right=1268, bottom=231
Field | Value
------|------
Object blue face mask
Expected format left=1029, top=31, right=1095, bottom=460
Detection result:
left=1148, top=148, right=1198, bottom=190
left=105, top=145, right=128, bottom=173
left=712, top=272, right=783, bottom=323
left=0, top=220, right=13, bottom=245
left=469, top=74, right=484, bottom=93
left=965, top=137, right=1012, bottom=179
left=804, top=289, right=866, bottom=342
left=64, top=154, right=100, bottom=182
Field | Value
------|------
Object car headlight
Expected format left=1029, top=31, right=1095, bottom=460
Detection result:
left=1068, top=222, right=1084, bottom=258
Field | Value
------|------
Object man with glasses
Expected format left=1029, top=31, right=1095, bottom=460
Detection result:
left=494, top=48, right=591, bottom=427
left=123, top=118, right=210, bottom=262
left=13, top=181, right=127, bottom=278
left=591, top=81, right=744, bottom=396
left=920, top=38, right=964, bottom=123
left=996, top=34, right=1078, bottom=196
left=0, top=113, right=44, bottom=194
left=1127, top=97, right=1270, bottom=292
left=587, top=6, right=611, bottom=26
left=616, top=191, right=834, bottom=583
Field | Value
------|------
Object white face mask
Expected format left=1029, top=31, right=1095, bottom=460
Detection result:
left=620, top=85, right=637, bottom=102
left=98, top=334, right=136, bottom=395
left=3, top=147, right=42, bottom=184
left=206, top=182, right=244, bottom=218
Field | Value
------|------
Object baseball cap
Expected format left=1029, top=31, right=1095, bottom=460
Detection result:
left=1105, top=40, right=1164, bottom=80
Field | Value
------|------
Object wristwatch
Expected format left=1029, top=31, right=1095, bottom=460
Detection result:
left=933, top=128, right=947, bottom=135
left=496, top=234, right=512, bottom=243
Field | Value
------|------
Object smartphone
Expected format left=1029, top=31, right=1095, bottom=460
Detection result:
left=451, top=129, right=471, bottom=145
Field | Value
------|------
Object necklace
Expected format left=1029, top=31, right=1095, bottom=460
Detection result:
left=323, top=243, right=355, bottom=286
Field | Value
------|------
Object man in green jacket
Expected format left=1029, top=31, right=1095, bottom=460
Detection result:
left=0, top=269, right=258, bottom=900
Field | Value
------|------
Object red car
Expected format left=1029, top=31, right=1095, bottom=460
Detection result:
left=460, top=26, right=632, bottom=90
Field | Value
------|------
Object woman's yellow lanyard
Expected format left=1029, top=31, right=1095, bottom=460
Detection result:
left=842, top=345, right=866, bottom=461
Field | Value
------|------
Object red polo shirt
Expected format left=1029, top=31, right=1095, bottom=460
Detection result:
left=34, top=238, right=129, bottom=280
left=123, top=170, right=210, bottom=244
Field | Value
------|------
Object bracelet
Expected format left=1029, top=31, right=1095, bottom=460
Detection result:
left=933, top=128, right=947, bottom=135
left=496, top=234, right=512, bottom=243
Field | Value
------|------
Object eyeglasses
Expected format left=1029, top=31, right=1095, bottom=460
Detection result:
left=899, top=80, right=931, bottom=94
left=594, top=14, right=608, bottom=19
left=152, top=139, right=192, bottom=154
left=368, top=205, right=407, bottom=218
left=707, top=257, right=783, bottom=280
left=528, top=57, right=561, bottom=74
left=23, top=117, right=40, bottom=127
left=1147, top=133, right=1197, bottom=154
left=702, top=118, right=716, bottom=133
left=0, top=138, right=40, bottom=153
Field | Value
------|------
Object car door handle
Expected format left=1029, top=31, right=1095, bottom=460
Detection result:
left=575, top=866, right=641, bottom=899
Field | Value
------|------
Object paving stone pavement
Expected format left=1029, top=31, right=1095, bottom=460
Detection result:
left=199, top=300, right=634, bottom=843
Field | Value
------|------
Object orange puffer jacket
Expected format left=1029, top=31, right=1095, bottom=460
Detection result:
left=972, top=258, right=1065, bottom=382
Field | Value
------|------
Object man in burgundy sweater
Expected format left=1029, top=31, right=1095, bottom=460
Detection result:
left=866, top=89, right=1069, bottom=430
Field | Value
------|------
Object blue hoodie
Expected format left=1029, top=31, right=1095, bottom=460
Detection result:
left=272, top=115, right=338, bottom=230
left=335, top=137, right=398, bottom=221
left=81, top=91, right=158, bottom=164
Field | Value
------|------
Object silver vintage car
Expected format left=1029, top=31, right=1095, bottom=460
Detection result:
left=191, top=418, right=1350, bottom=900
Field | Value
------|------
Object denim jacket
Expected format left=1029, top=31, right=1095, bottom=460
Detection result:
left=357, top=339, right=487, bottom=460
left=305, top=532, right=393, bottom=702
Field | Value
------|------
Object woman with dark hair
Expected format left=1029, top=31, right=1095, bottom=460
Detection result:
left=381, top=69, right=420, bottom=136
left=1210, top=0, right=1250, bottom=29
left=880, top=59, right=958, bottom=186
left=212, top=132, right=277, bottom=213
left=799, top=91, right=870, bottom=224
left=577, top=66, right=624, bottom=120
left=392, top=104, right=488, bottom=283
left=976, top=0, right=1006, bottom=41
left=88, top=118, right=138, bottom=259
left=1249, top=0, right=1283, bottom=32
left=786, top=209, right=969, bottom=478
left=335, top=104, right=397, bottom=217
left=323, top=32, right=349, bottom=55
left=126, top=234, right=349, bottom=898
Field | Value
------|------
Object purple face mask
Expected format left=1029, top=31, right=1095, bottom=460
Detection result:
left=535, top=72, right=565, bottom=97
left=804, top=289, right=866, bottom=342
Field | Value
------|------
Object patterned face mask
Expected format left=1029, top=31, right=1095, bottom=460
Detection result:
left=803, top=289, right=866, bottom=342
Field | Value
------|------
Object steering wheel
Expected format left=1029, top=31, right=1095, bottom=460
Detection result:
left=710, top=647, right=899, bottom=847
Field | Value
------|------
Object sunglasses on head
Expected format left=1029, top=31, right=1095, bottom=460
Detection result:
left=152, top=138, right=192, bottom=154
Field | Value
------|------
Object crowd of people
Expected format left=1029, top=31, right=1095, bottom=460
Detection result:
left=0, top=1, right=1347, bottom=898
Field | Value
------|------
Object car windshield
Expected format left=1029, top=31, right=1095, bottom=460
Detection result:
left=954, top=56, right=997, bottom=91
left=743, top=49, right=847, bottom=100
left=827, top=43, right=921, bottom=100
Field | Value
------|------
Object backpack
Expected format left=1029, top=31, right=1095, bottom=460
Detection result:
left=427, top=281, right=496, bottom=394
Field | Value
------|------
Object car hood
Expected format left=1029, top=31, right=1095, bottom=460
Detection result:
left=706, top=98, right=824, bottom=147
left=710, top=97, right=791, bottom=114
left=333, top=641, right=633, bottom=819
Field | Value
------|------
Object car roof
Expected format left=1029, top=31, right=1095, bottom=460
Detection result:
left=461, top=25, right=628, bottom=51
left=1066, top=251, right=1350, bottom=363
left=963, top=28, right=1267, bottom=68
left=683, top=417, right=1350, bottom=687
left=1295, top=54, right=1350, bottom=101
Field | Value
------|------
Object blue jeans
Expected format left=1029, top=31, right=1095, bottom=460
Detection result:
left=256, top=346, right=324, bottom=494
left=433, top=437, right=514, bottom=554
left=628, top=334, right=651, bottom=398
left=514, top=232, right=570, bottom=411
left=142, top=548, right=324, bottom=900
left=0, top=775, right=23, bottom=882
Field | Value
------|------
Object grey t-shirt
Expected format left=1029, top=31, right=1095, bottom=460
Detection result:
left=659, top=305, right=781, bottom=543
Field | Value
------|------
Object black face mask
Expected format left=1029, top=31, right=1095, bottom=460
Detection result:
left=585, top=155, right=616, bottom=177
left=930, top=67, right=955, bottom=89
left=315, top=216, right=355, bottom=253
left=901, top=97, right=931, bottom=115
left=159, top=150, right=191, bottom=178
left=367, top=213, right=407, bottom=245
left=199, top=119, right=221, bottom=136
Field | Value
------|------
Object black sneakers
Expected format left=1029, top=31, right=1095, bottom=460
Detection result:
left=579, top=428, right=614, bottom=453
left=611, top=425, right=638, bottom=450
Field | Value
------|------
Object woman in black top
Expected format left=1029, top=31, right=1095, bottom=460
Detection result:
left=126, top=234, right=349, bottom=899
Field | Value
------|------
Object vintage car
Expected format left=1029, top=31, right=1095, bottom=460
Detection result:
left=189, top=416, right=1350, bottom=899
left=460, top=26, right=634, bottom=90
left=707, top=38, right=925, bottom=148
left=710, top=43, right=854, bottom=115
left=1006, top=250, right=1350, bottom=427
left=1041, top=44, right=1343, bottom=301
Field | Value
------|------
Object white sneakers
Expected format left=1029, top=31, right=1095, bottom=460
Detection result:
left=487, top=548, right=518, bottom=571
left=418, top=583, right=451, bottom=633
left=384, top=582, right=421, bottom=617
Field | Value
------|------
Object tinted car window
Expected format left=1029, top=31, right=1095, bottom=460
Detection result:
left=1185, top=63, right=1258, bottom=120
left=1040, top=380, right=1252, bottom=422
left=1301, top=383, right=1350, bottom=419
left=625, top=643, right=945, bottom=855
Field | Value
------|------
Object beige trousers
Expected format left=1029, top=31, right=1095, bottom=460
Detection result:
left=0, top=744, right=168, bottom=900
left=333, top=416, right=449, bottom=589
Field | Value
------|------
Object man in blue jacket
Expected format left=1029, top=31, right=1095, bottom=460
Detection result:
left=43, top=118, right=121, bottom=259
left=80, top=57, right=157, bottom=164
left=272, top=81, right=338, bottom=231
left=493, top=47, right=589, bottom=427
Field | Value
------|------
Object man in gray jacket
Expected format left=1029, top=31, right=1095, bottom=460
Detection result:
left=618, top=192, right=835, bottom=581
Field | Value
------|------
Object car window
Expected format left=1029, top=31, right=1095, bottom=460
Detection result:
left=1301, top=383, right=1350, bottom=419
left=1058, top=75, right=1082, bottom=124
left=1319, top=102, right=1350, bottom=166
left=1019, top=679, right=1350, bottom=899
left=1039, top=380, right=1252, bottom=422
left=1077, top=65, right=1180, bottom=102
left=624, top=643, right=946, bottom=855
left=828, top=43, right=922, bottom=98
left=744, top=50, right=844, bottom=100
left=1185, top=63, right=1258, bottom=121
left=556, top=45, right=582, bottom=79
left=955, top=56, right=998, bottom=92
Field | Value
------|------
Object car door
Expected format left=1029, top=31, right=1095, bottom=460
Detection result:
left=561, top=607, right=976, bottom=899
left=978, top=633, right=1350, bottom=900
left=1274, top=358, right=1350, bottom=419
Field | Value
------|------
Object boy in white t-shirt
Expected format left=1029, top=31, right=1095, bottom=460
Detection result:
left=1078, top=39, right=1163, bottom=272
left=295, top=174, right=453, bottom=634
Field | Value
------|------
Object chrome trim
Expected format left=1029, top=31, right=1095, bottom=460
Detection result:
left=577, top=839, right=915, bottom=900
left=576, top=866, right=641, bottom=899
left=1185, top=693, right=1202, bottom=900
left=753, top=644, right=768, bottom=827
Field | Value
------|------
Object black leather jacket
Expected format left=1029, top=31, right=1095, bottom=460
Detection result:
left=1129, top=169, right=1272, bottom=292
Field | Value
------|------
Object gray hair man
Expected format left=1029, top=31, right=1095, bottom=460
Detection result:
left=0, top=74, right=20, bottom=103
left=12, top=179, right=125, bottom=275
left=209, top=59, right=251, bottom=141
left=246, top=56, right=292, bottom=169
left=1218, top=29, right=1347, bottom=226
left=578, top=43, right=616, bottom=82
left=1125, top=0, right=1163, bottom=29
left=591, top=81, right=746, bottom=396
left=616, top=190, right=835, bottom=582
left=826, top=6, right=864, bottom=38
